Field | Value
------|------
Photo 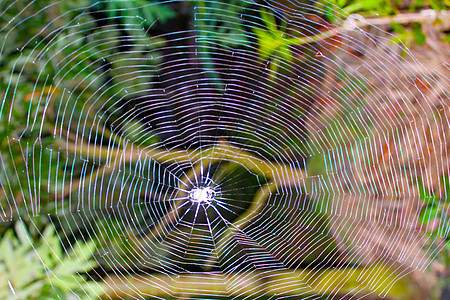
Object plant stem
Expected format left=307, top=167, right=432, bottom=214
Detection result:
left=57, top=140, right=305, bottom=186
left=100, top=263, right=420, bottom=299
left=285, top=10, right=450, bottom=46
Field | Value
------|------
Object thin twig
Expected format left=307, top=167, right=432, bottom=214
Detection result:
left=287, top=10, right=450, bottom=46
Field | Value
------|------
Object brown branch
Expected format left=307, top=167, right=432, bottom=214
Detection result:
left=288, top=10, right=450, bottom=46
left=57, top=140, right=305, bottom=186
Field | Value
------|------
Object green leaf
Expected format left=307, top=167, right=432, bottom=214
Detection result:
left=443, top=34, right=450, bottom=44
left=39, top=284, right=66, bottom=300
left=343, top=2, right=363, bottom=14
left=21, top=281, right=45, bottom=299
left=359, top=0, right=385, bottom=10
left=0, top=222, right=104, bottom=298
left=260, top=9, right=278, bottom=33
left=390, top=22, right=406, bottom=34
left=410, top=0, right=427, bottom=10
left=15, top=222, right=30, bottom=244
left=2, top=231, right=16, bottom=272
left=416, top=177, right=439, bottom=204
left=82, top=281, right=105, bottom=298
left=337, top=0, right=348, bottom=7
left=55, top=259, right=89, bottom=276
left=442, top=175, right=450, bottom=202
left=430, top=0, right=446, bottom=10
left=72, top=240, right=96, bottom=261
left=419, top=205, right=440, bottom=225
left=277, top=44, right=293, bottom=62
left=254, top=28, right=282, bottom=61
left=343, top=0, right=387, bottom=14
left=0, top=230, right=13, bottom=261
left=150, top=4, right=177, bottom=23
left=49, top=274, right=82, bottom=291
left=411, top=23, right=426, bottom=46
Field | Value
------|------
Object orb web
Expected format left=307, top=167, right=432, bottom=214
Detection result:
left=0, top=0, right=449, bottom=299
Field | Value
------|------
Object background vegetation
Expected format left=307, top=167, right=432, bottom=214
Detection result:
left=0, top=0, right=449, bottom=299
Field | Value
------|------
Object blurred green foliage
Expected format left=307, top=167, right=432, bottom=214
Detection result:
left=195, top=0, right=251, bottom=47
left=318, top=0, right=450, bottom=19
left=0, top=0, right=175, bottom=228
left=0, top=1, right=177, bottom=296
left=416, top=176, right=450, bottom=237
left=102, top=0, right=176, bottom=35
left=314, top=0, right=450, bottom=53
left=0, top=222, right=102, bottom=299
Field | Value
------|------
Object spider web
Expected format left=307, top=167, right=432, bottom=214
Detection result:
left=0, top=0, right=449, bottom=299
